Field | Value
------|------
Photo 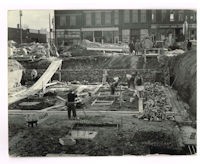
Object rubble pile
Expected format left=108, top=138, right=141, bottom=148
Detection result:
left=8, top=59, right=24, bottom=72
left=140, top=82, right=173, bottom=121
left=8, top=59, right=24, bottom=90
left=166, top=49, right=185, bottom=57
left=8, top=41, right=50, bottom=59
left=80, top=39, right=129, bottom=52
left=81, top=39, right=101, bottom=48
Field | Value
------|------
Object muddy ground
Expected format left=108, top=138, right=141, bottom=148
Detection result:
left=9, top=114, right=184, bottom=156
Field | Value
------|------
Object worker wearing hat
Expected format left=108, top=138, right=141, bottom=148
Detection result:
left=66, top=89, right=78, bottom=120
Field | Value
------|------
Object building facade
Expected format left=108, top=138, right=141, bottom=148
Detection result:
left=8, top=27, right=47, bottom=43
left=54, top=10, right=196, bottom=46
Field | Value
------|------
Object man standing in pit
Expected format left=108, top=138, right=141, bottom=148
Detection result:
left=187, top=39, right=192, bottom=51
left=134, top=72, right=144, bottom=98
left=66, top=90, right=78, bottom=120
left=110, top=77, right=119, bottom=95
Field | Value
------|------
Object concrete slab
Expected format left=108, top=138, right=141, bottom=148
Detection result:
left=59, top=136, right=76, bottom=146
left=69, top=130, right=98, bottom=140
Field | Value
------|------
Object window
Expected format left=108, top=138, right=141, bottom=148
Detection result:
left=95, top=12, right=101, bottom=25
left=114, top=10, right=119, bottom=25
left=60, top=16, right=66, bottom=26
left=151, top=10, right=156, bottom=23
left=193, top=13, right=196, bottom=21
left=141, top=10, right=146, bottom=23
left=132, top=10, right=138, bottom=23
left=105, top=12, right=111, bottom=25
left=56, top=31, right=64, bottom=38
left=178, top=11, right=184, bottom=22
left=124, top=10, right=130, bottom=23
left=70, top=15, right=76, bottom=26
left=170, top=12, right=174, bottom=22
left=122, top=29, right=130, bottom=42
left=85, top=13, right=92, bottom=26
left=161, top=10, right=167, bottom=22
left=190, top=13, right=196, bottom=21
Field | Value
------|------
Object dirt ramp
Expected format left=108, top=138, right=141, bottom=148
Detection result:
left=62, top=55, right=140, bottom=70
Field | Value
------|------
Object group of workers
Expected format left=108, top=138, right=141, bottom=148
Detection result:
left=65, top=71, right=144, bottom=120
left=129, top=40, right=143, bottom=55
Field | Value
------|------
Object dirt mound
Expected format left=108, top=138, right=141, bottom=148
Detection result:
left=8, top=59, right=24, bottom=72
left=62, top=55, right=140, bottom=69
left=170, top=50, right=196, bottom=118
left=18, top=58, right=52, bottom=69
left=67, top=45, right=102, bottom=57
left=8, top=60, right=24, bottom=89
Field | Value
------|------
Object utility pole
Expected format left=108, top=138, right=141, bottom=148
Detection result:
left=49, top=13, right=51, bottom=45
left=183, top=16, right=189, bottom=41
left=19, top=10, right=23, bottom=44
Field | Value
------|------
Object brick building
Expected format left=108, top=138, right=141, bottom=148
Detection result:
left=54, top=10, right=196, bottom=46
left=8, top=27, right=47, bottom=44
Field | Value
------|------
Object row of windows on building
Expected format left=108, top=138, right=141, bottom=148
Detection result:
left=59, top=10, right=196, bottom=27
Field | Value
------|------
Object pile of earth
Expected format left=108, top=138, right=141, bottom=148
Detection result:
left=168, top=50, right=196, bottom=119
left=8, top=59, right=24, bottom=89
left=61, top=55, right=140, bottom=70
left=8, top=59, right=24, bottom=72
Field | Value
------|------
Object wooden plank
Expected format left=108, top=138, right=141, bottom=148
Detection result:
left=191, top=145, right=196, bottom=154
left=86, top=47, right=123, bottom=52
left=92, top=101, right=114, bottom=106
left=138, top=98, right=143, bottom=113
left=188, top=145, right=192, bottom=154
left=45, top=81, right=58, bottom=87
left=8, top=59, right=62, bottom=105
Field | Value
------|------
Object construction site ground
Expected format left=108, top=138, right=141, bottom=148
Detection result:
left=9, top=110, right=184, bottom=157
left=8, top=50, right=196, bottom=156
left=8, top=83, right=195, bottom=156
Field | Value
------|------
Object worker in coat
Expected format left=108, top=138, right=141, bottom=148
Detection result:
left=134, top=72, right=144, bottom=98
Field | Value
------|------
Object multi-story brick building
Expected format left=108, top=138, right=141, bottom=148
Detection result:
left=54, top=10, right=196, bottom=46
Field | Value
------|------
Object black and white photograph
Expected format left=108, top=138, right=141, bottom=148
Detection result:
left=7, top=8, right=197, bottom=157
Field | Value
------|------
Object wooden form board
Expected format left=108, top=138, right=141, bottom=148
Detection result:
left=9, top=59, right=62, bottom=104
left=86, top=47, right=123, bottom=52
left=98, top=91, right=120, bottom=97
left=138, top=98, right=144, bottom=113
left=91, top=99, right=114, bottom=106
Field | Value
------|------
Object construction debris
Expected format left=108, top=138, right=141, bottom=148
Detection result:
left=166, top=49, right=185, bottom=57
left=80, top=39, right=129, bottom=52
left=59, top=136, right=76, bottom=146
left=139, top=82, right=173, bottom=121
left=8, top=41, right=59, bottom=59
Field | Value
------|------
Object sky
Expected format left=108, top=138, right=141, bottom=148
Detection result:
left=8, top=10, right=54, bottom=30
